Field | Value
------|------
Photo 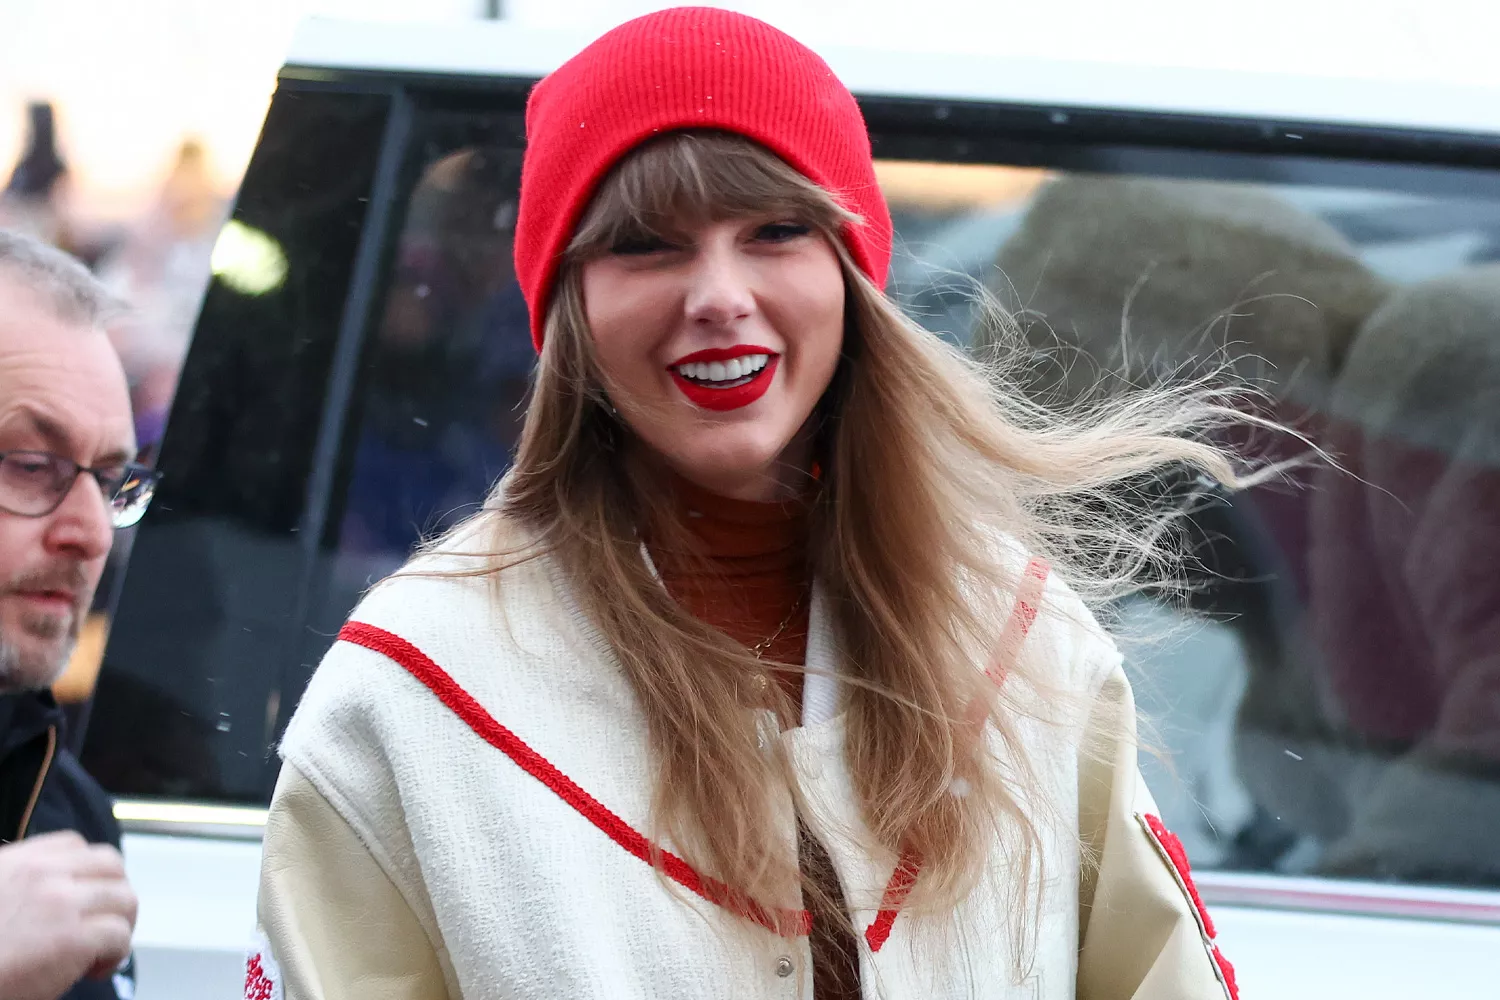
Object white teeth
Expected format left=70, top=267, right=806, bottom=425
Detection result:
left=674, top=353, right=772, bottom=383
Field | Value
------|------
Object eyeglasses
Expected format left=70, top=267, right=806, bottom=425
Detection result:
left=0, top=451, right=163, bottom=529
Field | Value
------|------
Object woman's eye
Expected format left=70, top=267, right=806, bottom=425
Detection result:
left=609, top=233, right=677, bottom=255
left=755, top=222, right=812, bottom=243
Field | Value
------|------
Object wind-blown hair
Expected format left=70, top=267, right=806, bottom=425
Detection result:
left=428, top=131, right=1258, bottom=957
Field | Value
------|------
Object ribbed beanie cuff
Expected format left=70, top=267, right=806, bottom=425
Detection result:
left=514, top=6, right=893, bottom=351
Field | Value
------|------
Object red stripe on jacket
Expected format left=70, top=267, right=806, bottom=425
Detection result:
left=865, top=557, right=1051, bottom=951
left=339, top=555, right=1050, bottom=952
left=337, top=620, right=811, bottom=937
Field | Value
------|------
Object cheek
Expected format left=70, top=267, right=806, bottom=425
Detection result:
left=0, top=521, right=35, bottom=586
left=780, top=254, right=846, bottom=383
left=580, top=267, right=669, bottom=390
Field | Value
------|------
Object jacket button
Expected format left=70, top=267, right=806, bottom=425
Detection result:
left=775, top=956, right=794, bottom=978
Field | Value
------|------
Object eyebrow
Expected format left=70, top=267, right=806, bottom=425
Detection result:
left=11, top=406, right=137, bottom=468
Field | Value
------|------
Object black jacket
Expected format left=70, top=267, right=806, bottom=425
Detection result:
left=0, top=691, right=135, bottom=1000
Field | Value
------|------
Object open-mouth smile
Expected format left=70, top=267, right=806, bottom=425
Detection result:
left=668, top=345, right=779, bottom=411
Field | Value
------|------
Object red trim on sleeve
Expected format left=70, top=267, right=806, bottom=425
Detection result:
left=338, top=620, right=812, bottom=938
left=1140, top=813, right=1239, bottom=1000
left=865, top=557, right=1051, bottom=953
left=1212, top=946, right=1239, bottom=999
left=1142, top=813, right=1217, bottom=938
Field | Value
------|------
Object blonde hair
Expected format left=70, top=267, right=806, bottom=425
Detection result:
left=429, top=131, right=1258, bottom=959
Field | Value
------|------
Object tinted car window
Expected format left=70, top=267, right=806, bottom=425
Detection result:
left=91, top=78, right=1500, bottom=892
left=298, top=107, right=531, bottom=663
left=82, top=86, right=395, bottom=803
left=888, top=161, right=1500, bottom=887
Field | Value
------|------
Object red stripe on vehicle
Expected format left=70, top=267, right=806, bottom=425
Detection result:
left=338, top=620, right=812, bottom=938
left=866, top=557, right=1051, bottom=953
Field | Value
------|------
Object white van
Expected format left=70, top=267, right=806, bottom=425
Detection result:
left=85, top=14, right=1500, bottom=999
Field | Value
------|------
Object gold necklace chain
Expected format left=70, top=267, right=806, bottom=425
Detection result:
left=750, top=590, right=806, bottom=659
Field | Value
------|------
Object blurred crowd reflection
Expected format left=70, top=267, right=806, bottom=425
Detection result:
left=1, top=101, right=223, bottom=463
left=960, top=170, right=1500, bottom=885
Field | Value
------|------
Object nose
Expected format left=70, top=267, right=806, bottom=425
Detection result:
left=683, top=233, right=755, bottom=329
left=43, top=473, right=114, bottom=564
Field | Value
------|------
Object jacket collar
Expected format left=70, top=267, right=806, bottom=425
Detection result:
left=0, top=688, right=65, bottom=759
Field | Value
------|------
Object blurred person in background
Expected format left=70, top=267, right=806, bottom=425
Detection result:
left=1310, top=265, right=1500, bottom=883
left=0, top=230, right=160, bottom=1000
left=338, top=146, right=530, bottom=560
left=0, top=103, right=76, bottom=257
left=99, top=138, right=226, bottom=455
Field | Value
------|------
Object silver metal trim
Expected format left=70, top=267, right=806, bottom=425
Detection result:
left=1197, top=870, right=1500, bottom=926
left=114, top=799, right=267, bottom=842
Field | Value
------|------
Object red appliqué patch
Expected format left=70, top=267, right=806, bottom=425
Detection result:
left=244, top=932, right=283, bottom=1000
left=1138, top=813, right=1239, bottom=1000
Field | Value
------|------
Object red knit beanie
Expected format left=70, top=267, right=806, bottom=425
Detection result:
left=514, top=6, right=893, bottom=352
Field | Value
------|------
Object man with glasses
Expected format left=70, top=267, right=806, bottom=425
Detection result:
left=0, top=231, right=157, bottom=1000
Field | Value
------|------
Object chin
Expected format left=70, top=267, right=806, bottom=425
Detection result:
left=674, top=439, right=784, bottom=489
left=0, top=639, right=70, bottom=694
left=702, top=427, right=789, bottom=462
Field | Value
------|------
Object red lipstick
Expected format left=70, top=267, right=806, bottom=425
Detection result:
left=668, top=345, right=778, bottom=412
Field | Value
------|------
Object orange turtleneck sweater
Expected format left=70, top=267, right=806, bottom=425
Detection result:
left=648, top=473, right=813, bottom=709
left=647, top=474, right=860, bottom=1000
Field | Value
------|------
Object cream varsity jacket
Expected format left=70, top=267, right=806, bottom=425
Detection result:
left=249, top=526, right=1240, bottom=1000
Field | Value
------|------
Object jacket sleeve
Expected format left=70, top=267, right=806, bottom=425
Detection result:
left=1076, top=663, right=1238, bottom=1000
left=251, top=764, right=451, bottom=1000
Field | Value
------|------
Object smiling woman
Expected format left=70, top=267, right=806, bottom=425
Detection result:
left=251, top=8, right=1260, bottom=1000
left=571, top=131, right=848, bottom=500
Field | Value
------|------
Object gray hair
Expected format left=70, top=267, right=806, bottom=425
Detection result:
left=0, top=228, right=121, bottom=327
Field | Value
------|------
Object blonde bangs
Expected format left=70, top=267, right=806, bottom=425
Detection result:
left=566, top=129, right=859, bottom=259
